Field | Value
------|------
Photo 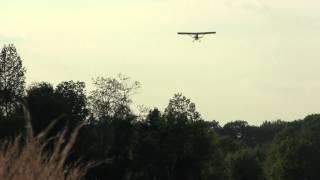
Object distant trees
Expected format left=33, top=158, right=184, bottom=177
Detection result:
left=134, top=94, right=223, bottom=180
left=224, top=148, right=263, bottom=180
left=55, top=81, right=89, bottom=122
left=26, top=81, right=88, bottom=134
left=264, top=115, right=320, bottom=180
left=164, top=93, right=201, bottom=123
left=0, top=44, right=26, bottom=116
left=3, top=44, right=320, bottom=180
left=222, top=120, right=249, bottom=140
left=89, top=74, right=141, bottom=121
left=26, top=82, right=59, bottom=133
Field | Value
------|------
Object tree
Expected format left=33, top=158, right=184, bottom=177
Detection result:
left=0, top=44, right=26, bottom=116
left=224, top=148, right=263, bottom=180
left=132, top=108, right=165, bottom=179
left=164, top=93, right=201, bottom=123
left=26, top=82, right=60, bottom=134
left=55, top=81, right=88, bottom=122
left=222, top=120, right=249, bottom=140
left=89, top=74, right=141, bottom=121
left=26, top=81, right=88, bottom=134
left=265, top=134, right=320, bottom=180
left=265, top=117, right=320, bottom=180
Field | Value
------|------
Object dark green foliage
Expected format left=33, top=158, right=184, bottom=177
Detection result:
left=224, top=148, right=263, bottom=180
left=0, top=113, right=24, bottom=138
left=26, top=82, right=60, bottom=134
left=221, top=120, right=249, bottom=145
left=264, top=115, right=320, bottom=180
left=258, top=120, right=288, bottom=143
left=26, top=81, right=88, bottom=134
left=55, top=81, right=89, bottom=121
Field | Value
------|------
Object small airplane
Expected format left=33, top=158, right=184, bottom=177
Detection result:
left=177, top=32, right=216, bottom=42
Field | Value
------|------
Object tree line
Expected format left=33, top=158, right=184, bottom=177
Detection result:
left=1, top=44, right=320, bottom=180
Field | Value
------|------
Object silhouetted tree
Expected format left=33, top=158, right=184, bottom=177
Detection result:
left=164, top=93, right=201, bottom=124
left=89, top=74, right=140, bottom=121
left=55, top=80, right=89, bottom=122
left=0, top=44, right=26, bottom=116
left=26, top=82, right=60, bottom=134
left=26, top=81, right=88, bottom=134
left=257, top=120, right=287, bottom=143
left=222, top=120, right=249, bottom=140
left=265, top=115, right=320, bottom=180
left=224, top=148, right=263, bottom=180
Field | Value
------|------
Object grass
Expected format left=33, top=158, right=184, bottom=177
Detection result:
left=0, top=105, right=89, bottom=180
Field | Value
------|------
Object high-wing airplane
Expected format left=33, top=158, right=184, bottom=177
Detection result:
left=177, top=32, right=216, bottom=42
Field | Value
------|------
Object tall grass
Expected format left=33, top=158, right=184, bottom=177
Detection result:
left=0, top=105, right=89, bottom=180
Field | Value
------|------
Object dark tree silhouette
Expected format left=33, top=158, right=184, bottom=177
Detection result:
left=0, top=44, right=26, bottom=116
left=55, top=80, right=89, bottom=122
left=164, top=93, right=201, bottom=123
left=26, top=82, right=60, bottom=134
left=89, top=74, right=140, bottom=121
left=26, top=81, right=88, bottom=134
left=265, top=115, right=320, bottom=180
left=224, top=148, right=263, bottom=180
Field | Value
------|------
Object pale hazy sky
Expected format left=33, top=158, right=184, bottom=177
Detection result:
left=1, top=0, right=320, bottom=124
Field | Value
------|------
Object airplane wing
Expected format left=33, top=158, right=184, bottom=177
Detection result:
left=178, top=32, right=216, bottom=35
left=177, top=32, right=198, bottom=35
left=197, top=32, right=216, bottom=34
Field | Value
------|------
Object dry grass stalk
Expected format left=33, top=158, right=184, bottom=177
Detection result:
left=0, top=105, right=88, bottom=180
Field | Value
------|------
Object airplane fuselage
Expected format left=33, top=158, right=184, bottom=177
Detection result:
left=194, top=34, right=199, bottom=40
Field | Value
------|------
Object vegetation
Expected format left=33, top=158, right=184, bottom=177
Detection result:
left=1, top=44, right=320, bottom=179
left=0, top=44, right=26, bottom=116
left=0, top=104, right=88, bottom=180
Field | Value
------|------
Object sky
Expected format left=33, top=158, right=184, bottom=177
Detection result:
left=1, top=0, right=320, bottom=125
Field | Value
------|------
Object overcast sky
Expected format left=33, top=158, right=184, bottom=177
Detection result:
left=1, top=0, right=320, bottom=124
